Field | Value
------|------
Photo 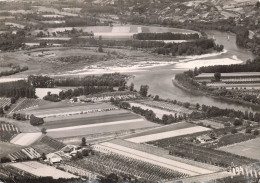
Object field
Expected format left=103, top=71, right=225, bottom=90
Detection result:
left=47, top=119, right=159, bottom=139
left=32, top=136, right=65, bottom=154
left=123, top=122, right=195, bottom=139
left=219, top=138, right=260, bottom=160
left=25, top=102, right=117, bottom=118
left=0, top=142, right=22, bottom=157
left=35, top=88, right=62, bottom=99
left=43, top=111, right=140, bottom=129
left=95, top=140, right=215, bottom=176
left=9, top=161, right=77, bottom=179
left=10, top=98, right=50, bottom=113
left=10, top=133, right=42, bottom=146
left=192, top=119, right=225, bottom=129
left=125, top=125, right=210, bottom=143
left=0, top=121, right=19, bottom=142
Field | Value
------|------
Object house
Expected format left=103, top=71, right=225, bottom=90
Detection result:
left=46, top=153, right=62, bottom=164
left=196, top=135, right=212, bottom=143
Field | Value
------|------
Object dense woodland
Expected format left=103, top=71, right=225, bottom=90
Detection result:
left=55, top=73, right=127, bottom=87
left=0, top=31, right=25, bottom=51
left=133, top=32, right=199, bottom=40
left=154, top=38, right=224, bottom=56
left=28, top=75, right=55, bottom=88
left=0, top=80, right=35, bottom=98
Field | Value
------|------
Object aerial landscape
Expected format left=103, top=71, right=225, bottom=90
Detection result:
left=0, top=0, right=260, bottom=182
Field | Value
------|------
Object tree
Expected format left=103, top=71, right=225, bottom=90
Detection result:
left=30, top=114, right=44, bottom=126
left=154, top=95, right=159, bottom=101
left=231, top=128, right=237, bottom=134
left=81, top=137, right=86, bottom=146
left=139, top=85, right=149, bottom=97
left=196, top=103, right=200, bottom=110
left=253, top=129, right=259, bottom=135
left=98, top=44, right=103, bottom=52
left=214, top=72, right=221, bottom=81
left=41, top=153, right=46, bottom=160
left=129, top=83, right=134, bottom=92
left=256, top=1, right=260, bottom=8
left=41, top=128, right=47, bottom=134
left=233, top=119, right=243, bottom=126
left=0, top=107, right=4, bottom=116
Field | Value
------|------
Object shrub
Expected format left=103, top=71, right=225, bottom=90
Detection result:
left=245, top=128, right=252, bottom=134
left=30, top=114, right=44, bottom=126
left=233, top=119, right=243, bottom=126
left=231, top=128, right=238, bottom=134
left=253, top=129, right=259, bottom=135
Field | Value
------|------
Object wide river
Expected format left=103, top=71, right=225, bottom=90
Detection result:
left=130, top=30, right=258, bottom=112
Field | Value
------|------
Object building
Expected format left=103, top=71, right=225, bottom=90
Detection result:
left=196, top=135, right=212, bottom=143
left=46, top=153, right=62, bottom=164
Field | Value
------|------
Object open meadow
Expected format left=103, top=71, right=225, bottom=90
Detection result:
left=219, top=137, right=260, bottom=160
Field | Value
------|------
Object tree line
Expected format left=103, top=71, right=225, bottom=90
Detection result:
left=28, top=75, right=55, bottom=88
left=199, top=57, right=260, bottom=73
left=154, top=38, right=224, bottom=56
left=0, top=80, right=35, bottom=98
left=54, top=73, right=127, bottom=87
left=0, top=30, right=25, bottom=51
left=133, top=32, right=199, bottom=40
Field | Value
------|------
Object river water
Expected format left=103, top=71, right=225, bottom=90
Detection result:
left=130, top=30, right=258, bottom=112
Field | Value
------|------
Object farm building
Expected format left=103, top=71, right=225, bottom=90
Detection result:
left=196, top=135, right=212, bottom=143
left=46, top=153, right=62, bottom=164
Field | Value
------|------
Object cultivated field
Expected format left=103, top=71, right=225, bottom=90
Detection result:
left=47, top=119, right=159, bottom=139
left=123, top=122, right=195, bottom=139
left=9, top=161, right=77, bottom=179
left=25, top=102, right=117, bottom=118
left=10, top=133, right=42, bottom=146
left=10, top=98, right=50, bottom=113
left=125, top=124, right=210, bottom=143
left=43, top=111, right=140, bottom=129
left=0, top=142, right=22, bottom=157
left=192, top=119, right=225, bottom=129
left=0, top=121, right=19, bottom=142
left=219, top=138, right=260, bottom=160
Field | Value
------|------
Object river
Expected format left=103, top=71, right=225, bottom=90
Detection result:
left=129, top=30, right=258, bottom=112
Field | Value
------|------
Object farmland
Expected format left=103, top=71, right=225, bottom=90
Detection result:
left=10, top=133, right=42, bottom=146
left=43, top=111, right=140, bottom=129
left=125, top=125, right=210, bottom=143
left=0, top=142, right=22, bottom=158
left=8, top=161, right=77, bottom=179
left=219, top=137, right=260, bottom=160
left=25, top=102, right=117, bottom=118
left=0, top=121, right=19, bottom=142
left=47, top=119, right=159, bottom=139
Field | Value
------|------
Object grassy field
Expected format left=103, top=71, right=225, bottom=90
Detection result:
left=48, top=120, right=159, bottom=139
left=43, top=111, right=140, bottom=129
left=26, top=102, right=116, bottom=117
left=219, top=137, right=260, bottom=160
left=123, top=122, right=195, bottom=139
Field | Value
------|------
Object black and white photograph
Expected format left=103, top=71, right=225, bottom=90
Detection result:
left=0, top=0, right=260, bottom=182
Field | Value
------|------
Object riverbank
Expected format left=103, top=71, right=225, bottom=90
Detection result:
left=172, top=78, right=260, bottom=111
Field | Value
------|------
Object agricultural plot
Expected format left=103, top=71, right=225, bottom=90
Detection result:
left=192, top=119, right=224, bottom=129
left=10, top=98, right=50, bottom=113
left=9, top=161, right=77, bottom=179
left=95, top=140, right=214, bottom=176
left=32, top=136, right=65, bottom=154
left=0, top=121, right=19, bottom=142
left=70, top=152, right=188, bottom=181
left=43, top=111, right=140, bottom=129
left=26, top=102, right=117, bottom=118
left=0, top=142, right=22, bottom=157
left=126, top=126, right=210, bottom=143
left=8, top=147, right=41, bottom=161
left=0, top=97, right=11, bottom=108
left=219, top=138, right=260, bottom=161
left=123, top=122, right=195, bottom=139
left=47, top=119, right=159, bottom=139
left=10, top=133, right=42, bottom=146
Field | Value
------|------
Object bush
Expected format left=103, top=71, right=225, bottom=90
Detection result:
left=231, top=128, right=238, bottom=134
left=253, top=129, right=259, bottom=135
left=233, top=119, right=243, bottom=126
left=30, top=114, right=44, bottom=126
left=245, top=128, right=252, bottom=134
